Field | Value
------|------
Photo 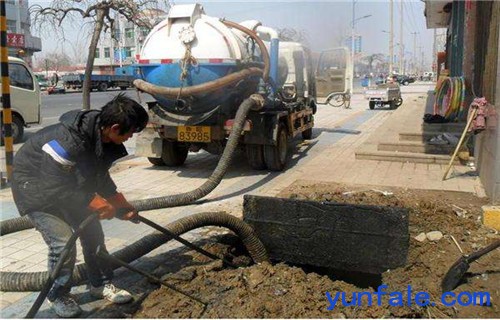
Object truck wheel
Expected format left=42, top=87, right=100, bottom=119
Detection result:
left=369, top=101, right=376, bottom=110
left=389, top=100, right=396, bottom=110
left=302, top=128, right=313, bottom=140
left=0, top=115, right=24, bottom=145
left=120, top=86, right=127, bottom=90
left=264, top=125, right=288, bottom=171
left=161, top=141, right=188, bottom=166
left=148, top=157, right=166, bottom=166
left=98, top=82, right=108, bottom=91
left=403, top=80, right=409, bottom=86
left=395, top=97, right=403, bottom=107
left=246, top=144, right=266, bottom=170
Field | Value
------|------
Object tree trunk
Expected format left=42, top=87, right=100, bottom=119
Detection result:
left=82, top=8, right=106, bottom=110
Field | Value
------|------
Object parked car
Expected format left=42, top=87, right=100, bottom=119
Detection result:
left=38, top=80, right=50, bottom=91
left=394, top=75, right=415, bottom=86
left=47, top=85, right=66, bottom=95
left=422, top=72, right=435, bottom=81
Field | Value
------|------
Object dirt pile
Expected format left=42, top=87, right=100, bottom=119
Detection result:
left=133, top=183, right=499, bottom=318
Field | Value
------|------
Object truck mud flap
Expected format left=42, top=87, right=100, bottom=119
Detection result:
left=243, top=195, right=409, bottom=274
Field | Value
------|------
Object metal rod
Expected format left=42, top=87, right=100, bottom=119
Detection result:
left=442, top=107, right=478, bottom=180
left=135, top=215, right=238, bottom=268
left=97, top=250, right=207, bottom=306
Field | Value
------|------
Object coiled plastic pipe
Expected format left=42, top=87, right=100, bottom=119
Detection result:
left=0, top=211, right=269, bottom=292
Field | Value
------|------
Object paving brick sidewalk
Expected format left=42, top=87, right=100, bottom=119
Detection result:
left=0, top=85, right=485, bottom=317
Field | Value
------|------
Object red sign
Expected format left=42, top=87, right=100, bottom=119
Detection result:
left=7, top=33, right=25, bottom=48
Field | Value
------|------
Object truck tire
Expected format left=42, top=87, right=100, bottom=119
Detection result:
left=369, top=101, right=376, bottom=110
left=389, top=100, right=396, bottom=110
left=0, top=114, right=24, bottom=145
left=120, top=86, right=127, bottom=90
left=148, top=157, right=166, bottom=166
left=395, top=97, right=403, bottom=107
left=263, top=125, right=288, bottom=171
left=161, top=140, right=188, bottom=166
left=302, top=128, right=313, bottom=140
left=98, top=82, right=108, bottom=91
left=403, top=80, right=409, bottom=86
left=245, top=144, right=266, bottom=170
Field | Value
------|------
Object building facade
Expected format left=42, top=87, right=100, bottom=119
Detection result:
left=5, top=0, right=42, bottom=65
left=425, top=0, right=500, bottom=203
left=94, top=9, right=166, bottom=74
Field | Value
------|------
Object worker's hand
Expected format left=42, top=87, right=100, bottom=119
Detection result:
left=88, top=194, right=116, bottom=220
left=118, top=210, right=139, bottom=223
left=107, top=193, right=139, bottom=223
left=107, top=192, right=135, bottom=210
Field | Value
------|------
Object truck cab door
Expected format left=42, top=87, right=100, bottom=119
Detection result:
left=315, top=47, right=352, bottom=98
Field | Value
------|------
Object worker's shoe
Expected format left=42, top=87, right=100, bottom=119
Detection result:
left=48, top=294, right=82, bottom=318
left=90, top=283, right=133, bottom=304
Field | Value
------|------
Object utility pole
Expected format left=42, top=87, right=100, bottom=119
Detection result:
left=411, top=31, right=418, bottom=74
left=351, top=0, right=356, bottom=94
left=421, top=49, right=425, bottom=74
left=417, top=45, right=423, bottom=75
left=389, top=0, right=394, bottom=74
left=432, top=28, right=437, bottom=73
left=399, top=0, right=404, bottom=74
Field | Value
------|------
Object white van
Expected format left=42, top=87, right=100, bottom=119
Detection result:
left=0, top=56, right=41, bottom=143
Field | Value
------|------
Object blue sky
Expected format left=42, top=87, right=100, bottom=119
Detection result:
left=32, top=0, right=437, bottom=68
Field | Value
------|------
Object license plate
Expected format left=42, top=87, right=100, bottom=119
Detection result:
left=177, top=126, right=211, bottom=142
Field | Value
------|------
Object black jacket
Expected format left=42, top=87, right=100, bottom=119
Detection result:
left=12, top=110, right=128, bottom=216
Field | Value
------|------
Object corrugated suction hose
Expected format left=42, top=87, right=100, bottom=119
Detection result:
left=134, top=67, right=264, bottom=99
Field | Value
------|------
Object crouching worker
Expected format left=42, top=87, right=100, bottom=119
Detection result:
left=11, top=94, right=149, bottom=318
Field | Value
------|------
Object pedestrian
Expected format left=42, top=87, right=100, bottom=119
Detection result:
left=11, top=94, right=149, bottom=318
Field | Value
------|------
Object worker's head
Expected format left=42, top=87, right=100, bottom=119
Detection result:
left=100, top=94, right=149, bottom=144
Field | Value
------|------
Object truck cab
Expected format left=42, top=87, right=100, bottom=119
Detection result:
left=1, top=57, right=41, bottom=143
left=278, top=42, right=317, bottom=112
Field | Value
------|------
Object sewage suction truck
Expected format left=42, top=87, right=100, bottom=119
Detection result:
left=134, top=3, right=316, bottom=171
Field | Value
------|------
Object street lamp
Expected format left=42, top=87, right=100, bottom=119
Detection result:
left=351, top=0, right=371, bottom=93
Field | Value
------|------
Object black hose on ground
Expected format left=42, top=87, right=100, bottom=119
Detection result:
left=0, top=211, right=269, bottom=292
left=0, top=216, right=33, bottom=236
left=130, top=94, right=265, bottom=212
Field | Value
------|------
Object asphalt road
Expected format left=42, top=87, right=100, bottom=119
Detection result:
left=38, top=88, right=154, bottom=128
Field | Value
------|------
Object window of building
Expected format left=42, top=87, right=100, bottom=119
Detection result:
left=124, top=47, right=132, bottom=58
left=7, top=19, right=16, bottom=32
left=9, top=63, right=34, bottom=90
left=125, top=28, right=134, bottom=40
left=95, top=48, right=100, bottom=58
left=104, top=47, right=110, bottom=58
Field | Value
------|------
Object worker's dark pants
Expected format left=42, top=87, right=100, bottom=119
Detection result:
left=27, top=210, right=113, bottom=301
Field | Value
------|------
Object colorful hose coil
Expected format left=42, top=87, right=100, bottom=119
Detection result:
left=434, top=76, right=467, bottom=121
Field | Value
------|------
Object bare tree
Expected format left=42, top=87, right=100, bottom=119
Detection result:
left=30, top=0, right=169, bottom=110
left=37, top=51, right=72, bottom=73
left=362, top=53, right=386, bottom=73
left=277, top=28, right=310, bottom=47
left=68, top=36, right=90, bottom=66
